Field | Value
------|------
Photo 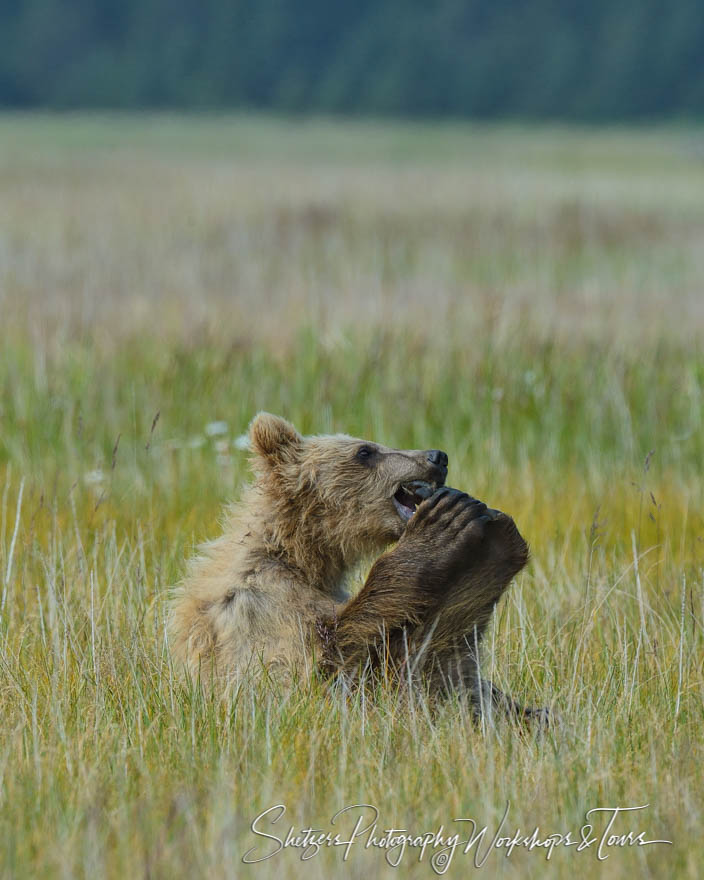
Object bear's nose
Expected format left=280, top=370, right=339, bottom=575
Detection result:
left=426, top=449, right=448, bottom=468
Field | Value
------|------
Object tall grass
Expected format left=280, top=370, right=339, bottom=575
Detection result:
left=0, top=116, right=703, bottom=878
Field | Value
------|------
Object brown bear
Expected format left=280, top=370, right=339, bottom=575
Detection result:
left=169, top=412, right=541, bottom=720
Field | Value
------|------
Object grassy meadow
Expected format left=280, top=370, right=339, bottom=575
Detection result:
left=1, top=114, right=703, bottom=878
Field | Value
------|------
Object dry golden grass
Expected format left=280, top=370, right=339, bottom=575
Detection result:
left=0, top=114, right=703, bottom=878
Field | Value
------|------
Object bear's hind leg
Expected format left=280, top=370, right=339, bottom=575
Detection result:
left=317, top=489, right=489, bottom=686
left=410, top=509, right=547, bottom=723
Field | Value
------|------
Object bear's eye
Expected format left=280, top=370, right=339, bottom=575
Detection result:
left=356, top=445, right=376, bottom=463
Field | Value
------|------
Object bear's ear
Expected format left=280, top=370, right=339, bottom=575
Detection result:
left=249, top=412, right=302, bottom=465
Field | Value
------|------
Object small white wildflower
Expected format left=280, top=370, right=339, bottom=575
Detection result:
left=215, top=439, right=229, bottom=454
left=187, top=436, right=206, bottom=449
left=234, top=433, right=251, bottom=450
left=205, top=421, right=228, bottom=437
left=84, top=469, right=104, bottom=485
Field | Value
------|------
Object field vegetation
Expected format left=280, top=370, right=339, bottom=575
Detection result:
left=1, top=115, right=703, bottom=878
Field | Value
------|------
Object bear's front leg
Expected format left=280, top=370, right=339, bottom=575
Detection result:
left=317, top=488, right=493, bottom=682
left=486, top=681, right=551, bottom=727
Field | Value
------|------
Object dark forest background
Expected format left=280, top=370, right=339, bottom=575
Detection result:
left=1, top=0, right=703, bottom=119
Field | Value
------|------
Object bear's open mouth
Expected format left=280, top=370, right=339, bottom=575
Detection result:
left=393, top=480, right=436, bottom=521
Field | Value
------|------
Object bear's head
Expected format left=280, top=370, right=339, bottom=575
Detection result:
left=248, top=412, right=449, bottom=564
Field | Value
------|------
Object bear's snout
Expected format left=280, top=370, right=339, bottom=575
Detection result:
left=426, top=449, right=448, bottom=470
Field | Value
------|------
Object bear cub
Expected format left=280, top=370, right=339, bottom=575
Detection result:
left=169, top=412, right=543, bottom=721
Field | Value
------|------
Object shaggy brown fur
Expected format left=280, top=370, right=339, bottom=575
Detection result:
left=169, top=413, right=542, bottom=720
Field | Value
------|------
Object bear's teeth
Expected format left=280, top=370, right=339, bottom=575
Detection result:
left=393, top=494, right=416, bottom=521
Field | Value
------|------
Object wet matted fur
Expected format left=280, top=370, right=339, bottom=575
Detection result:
left=169, top=413, right=544, bottom=721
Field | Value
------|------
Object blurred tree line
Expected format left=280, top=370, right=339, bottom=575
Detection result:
left=1, top=0, right=703, bottom=118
